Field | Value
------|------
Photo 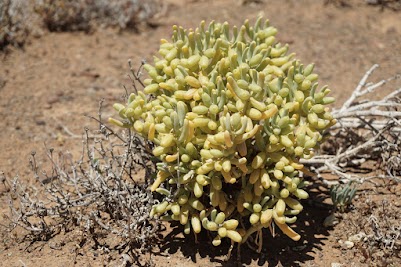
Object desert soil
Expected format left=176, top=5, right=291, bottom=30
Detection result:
left=1, top=0, right=401, bottom=266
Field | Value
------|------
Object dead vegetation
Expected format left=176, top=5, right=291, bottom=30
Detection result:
left=35, top=0, right=166, bottom=32
left=303, top=65, right=401, bottom=184
left=326, top=0, right=401, bottom=10
left=340, top=197, right=401, bottom=266
left=365, top=0, right=401, bottom=10
left=0, top=0, right=35, bottom=48
left=0, top=0, right=165, bottom=50
left=2, top=101, right=162, bottom=266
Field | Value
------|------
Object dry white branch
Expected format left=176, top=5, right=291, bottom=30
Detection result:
left=302, top=65, right=401, bottom=184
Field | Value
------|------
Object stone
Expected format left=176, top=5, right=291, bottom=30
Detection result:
left=343, top=240, right=354, bottom=249
left=348, top=232, right=366, bottom=243
left=323, top=213, right=339, bottom=227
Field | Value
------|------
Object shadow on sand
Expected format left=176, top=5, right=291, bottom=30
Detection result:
left=155, top=178, right=333, bottom=266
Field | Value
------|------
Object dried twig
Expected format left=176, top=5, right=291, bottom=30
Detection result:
left=302, top=65, right=401, bottom=184
left=5, top=122, right=160, bottom=265
left=4, top=63, right=161, bottom=266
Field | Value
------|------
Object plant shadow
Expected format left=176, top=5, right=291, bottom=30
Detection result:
left=155, top=177, right=333, bottom=266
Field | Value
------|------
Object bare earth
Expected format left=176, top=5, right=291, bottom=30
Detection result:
left=1, top=0, right=401, bottom=266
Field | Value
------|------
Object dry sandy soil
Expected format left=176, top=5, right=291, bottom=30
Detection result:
left=1, top=0, right=401, bottom=266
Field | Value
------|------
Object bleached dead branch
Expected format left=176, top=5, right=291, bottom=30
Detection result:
left=302, top=64, right=401, bottom=184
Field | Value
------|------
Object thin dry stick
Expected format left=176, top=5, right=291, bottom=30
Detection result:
left=5, top=116, right=160, bottom=266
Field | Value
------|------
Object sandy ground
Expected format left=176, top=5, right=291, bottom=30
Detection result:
left=1, top=0, right=401, bottom=266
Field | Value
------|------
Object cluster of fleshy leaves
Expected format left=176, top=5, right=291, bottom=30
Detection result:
left=110, top=18, right=335, bottom=245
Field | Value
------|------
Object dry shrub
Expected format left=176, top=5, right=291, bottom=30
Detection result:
left=346, top=198, right=401, bottom=266
left=0, top=0, right=34, bottom=49
left=0, top=0, right=165, bottom=49
left=3, top=108, right=162, bottom=266
left=365, top=0, right=401, bottom=11
left=325, top=0, right=401, bottom=10
left=304, top=65, right=401, bottom=183
left=34, top=0, right=165, bottom=32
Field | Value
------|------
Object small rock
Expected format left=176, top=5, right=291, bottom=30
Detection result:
left=47, top=96, right=60, bottom=105
left=323, top=213, right=339, bottom=227
left=343, top=240, right=354, bottom=249
left=331, top=263, right=342, bottom=267
left=35, top=120, right=46, bottom=126
left=348, top=232, right=366, bottom=243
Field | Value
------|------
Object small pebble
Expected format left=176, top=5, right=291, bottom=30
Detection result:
left=343, top=240, right=354, bottom=249
left=323, top=213, right=339, bottom=227
left=348, top=232, right=365, bottom=243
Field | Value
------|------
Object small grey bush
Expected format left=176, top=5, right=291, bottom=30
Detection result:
left=1, top=0, right=165, bottom=49
left=35, top=0, right=165, bottom=32
left=0, top=0, right=33, bottom=48
left=4, top=104, right=161, bottom=265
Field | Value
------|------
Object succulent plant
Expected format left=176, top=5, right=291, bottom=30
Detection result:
left=330, top=182, right=357, bottom=212
left=110, top=18, right=336, bottom=246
